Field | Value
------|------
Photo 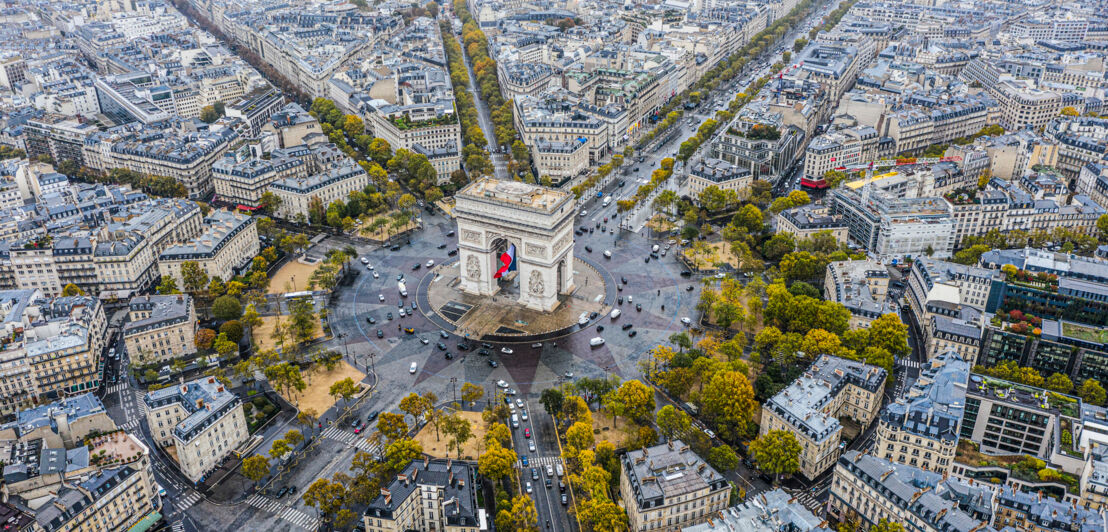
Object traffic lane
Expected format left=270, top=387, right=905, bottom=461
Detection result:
left=529, top=399, right=573, bottom=531
left=519, top=402, right=563, bottom=532
left=511, top=410, right=549, bottom=529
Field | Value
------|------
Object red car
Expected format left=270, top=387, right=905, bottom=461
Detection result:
left=524, top=428, right=531, bottom=438
left=354, top=422, right=365, bottom=434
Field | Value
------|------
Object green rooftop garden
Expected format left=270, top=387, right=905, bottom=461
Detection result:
left=1062, top=321, right=1108, bottom=344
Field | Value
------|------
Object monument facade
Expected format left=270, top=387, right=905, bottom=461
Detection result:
left=454, top=178, right=576, bottom=312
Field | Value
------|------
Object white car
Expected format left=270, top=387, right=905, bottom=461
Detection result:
left=528, top=440, right=536, bottom=452
left=680, top=317, right=692, bottom=325
left=526, top=482, right=533, bottom=493
left=360, top=257, right=369, bottom=264
left=579, top=210, right=587, bottom=217
left=426, top=260, right=434, bottom=268
left=409, top=362, right=418, bottom=374
left=521, top=410, right=528, bottom=421
left=372, top=271, right=379, bottom=279
left=497, top=379, right=509, bottom=388
left=501, top=347, right=513, bottom=354
left=379, top=294, right=385, bottom=302
left=715, top=272, right=726, bottom=279
left=515, top=399, right=524, bottom=409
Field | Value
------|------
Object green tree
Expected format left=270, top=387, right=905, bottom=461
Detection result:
left=156, top=276, right=180, bottom=294
left=442, top=413, right=474, bottom=458
left=1045, top=373, right=1074, bottom=394
left=61, top=283, right=85, bottom=296
left=707, top=444, right=739, bottom=472
left=870, top=519, right=906, bottom=532
left=656, top=403, right=692, bottom=441
left=699, top=371, right=756, bottom=441
left=181, top=261, right=209, bottom=294
left=578, top=497, right=629, bottom=532
left=384, top=438, right=423, bottom=472
left=211, top=295, right=243, bottom=321
left=377, top=412, right=409, bottom=443
left=241, top=455, right=269, bottom=481
left=213, top=332, right=238, bottom=357
left=749, top=430, right=801, bottom=483
left=540, top=388, right=564, bottom=418
left=733, top=204, right=763, bottom=232
left=478, top=442, right=517, bottom=480
left=1079, top=379, right=1107, bottom=406
left=329, top=377, right=359, bottom=407
left=284, top=429, right=305, bottom=447
left=604, top=380, right=655, bottom=424
left=219, top=320, right=244, bottom=343
left=199, top=105, right=220, bottom=123
left=460, top=382, right=483, bottom=406
left=269, top=439, right=291, bottom=460
left=301, top=477, right=348, bottom=525
left=288, top=298, right=317, bottom=346
left=1097, top=214, right=1108, bottom=242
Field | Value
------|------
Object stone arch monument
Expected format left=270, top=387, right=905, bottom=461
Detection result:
left=455, top=178, right=576, bottom=312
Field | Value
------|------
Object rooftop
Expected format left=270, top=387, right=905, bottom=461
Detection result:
left=622, top=440, right=729, bottom=510
left=456, top=178, right=572, bottom=214
left=881, top=350, right=969, bottom=442
left=681, top=489, right=828, bottom=532
left=765, top=355, right=887, bottom=443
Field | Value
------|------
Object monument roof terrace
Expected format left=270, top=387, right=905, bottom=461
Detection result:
left=457, top=178, right=572, bottom=215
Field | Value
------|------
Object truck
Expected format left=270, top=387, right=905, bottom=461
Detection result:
left=602, top=196, right=612, bottom=207
left=398, top=281, right=408, bottom=297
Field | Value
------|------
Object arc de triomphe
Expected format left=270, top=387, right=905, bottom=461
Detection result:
left=454, top=178, right=576, bottom=312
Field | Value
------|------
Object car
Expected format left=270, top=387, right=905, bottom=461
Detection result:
left=715, top=272, right=726, bottom=279
left=404, top=327, right=415, bottom=334
left=584, top=246, right=592, bottom=253
left=457, top=343, right=470, bottom=351
left=412, top=264, right=421, bottom=271
left=628, top=330, right=637, bottom=337
left=635, top=303, right=642, bottom=311
left=351, top=418, right=360, bottom=429
left=531, top=468, right=539, bottom=480
left=397, top=274, right=404, bottom=281
left=589, top=311, right=598, bottom=319
left=506, top=388, right=517, bottom=395
left=579, top=210, right=587, bottom=217
left=681, top=317, right=692, bottom=325
left=387, top=312, right=393, bottom=320
left=565, top=371, right=574, bottom=378
left=559, top=481, right=566, bottom=492
left=488, top=359, right=499, bottom=368
left=596, top=325, right=604, bottom=332
left=618, top=296, right=623, bottom=304
left=621, top=276, right=628, bottom=284
left=379, top=294, right=385, bottom=302
left=398, top=308, right=406, bottom=317
left=680, top=270, right=692, bottom=277
left=478, top=348, right=491, bottom=356
left=419, top=336, right=429, bottom=345
left=609, top=228, right=614, bottom=234
left=372, top=271, right=379, bottom=279
left=482, top=343, right=493, bottom=349
left=436, top=342, right=447, bottom=351
left=447, top=249, right=458, bottom=256
left=686, top=285, right=695, bottom=291
left=661, top=250, right=667, bottom=256
left=354, top=422, right=365, bottom=434
left=437, top=243, right=447, bottom=249
left=644, top=256, right=650, bottom=263
left=575, top=230, right=583, bottom=236
left=445, top=352, right=454, bottom=359
left=529, top=440, right=536, bottom=452
left=497, top=379, right=509, bottom=388
left=531, top=343, right=543, bottom=348
left=426, top=260, right=434, bottom=268
left=521, top=455, right=529, bottom=466
left=367, top=411, right=379, bottom=422
left=546, top=465, right=554, bottom=477
left=391, top=244, right=401, bottom=251
left=411, top=301, right=417, bottom=310
left=157, top=484, right=167, bottom=498
left=521, top=410, right=528, bottom=420
left=622, top=323, right=633, bottom=330
left=561, top=494, right=568, bottom=505
left=440, top=331, right=450, bottom=339
left=501, top=347, right=513, bottom=354
left=545, top=478, right=553, bottom=489
left=366, top=317, right=376, bottom=324
left=376, top=329, right=384, bottom=338
left=524, top=428, right=531, bottom=438
left=360, top=257, right=369, bottom=264
left=516, top=399, right=525, bottom=409
left=409, top=362, right=418, bottom=374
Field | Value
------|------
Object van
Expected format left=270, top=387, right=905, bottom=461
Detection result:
left=610, top=309, right=621, bottom=319
left=556, top=463, right=564, bottom=477
left=589, top=337, right=605, bottom=347
left=602, top=196, right=612, bottom=207
left=511, top=414, right=520, bottom=428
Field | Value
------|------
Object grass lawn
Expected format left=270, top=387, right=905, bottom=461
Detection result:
left=592, top=409, right=634, bottom=448
left=359, top=210, right=419, bottom=240
left=414, top=410, right=488, bottom=460
left=684, top=242, right=741, bottom=270
left=252, top=314, right=324, bottom=351
left=1062, top=322, right=1108, bottom=344
left=955, top=440, right=1023, bottom=467
left=278, top=361, right=366, bottom=414
left=268, top=259, right=324, bottom=295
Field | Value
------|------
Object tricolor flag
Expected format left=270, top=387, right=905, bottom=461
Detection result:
left=494, top=244, right=517, bottom=279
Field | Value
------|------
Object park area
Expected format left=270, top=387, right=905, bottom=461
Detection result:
left=252, top=314, right=325, bottom=351
left=358, top=210, right=419, bottom=241
left=277, top=361, right=366, bottom=413
left=592, top=410, right=634, bottom=448
left=646, top=214, right=676, bottom=234
left=414, top=410, right=487, bottom=460
left=268, top=259, right=323, bottom=295
left=682, top=241, right=741, bottom=270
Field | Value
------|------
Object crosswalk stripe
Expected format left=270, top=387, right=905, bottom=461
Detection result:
left=176, top=491, right=202, bottom=511
left=171, top=522, right=185, bottom=532
left=517, top=456, right=561, bottom=468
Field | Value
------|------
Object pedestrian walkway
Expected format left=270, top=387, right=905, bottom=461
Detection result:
left=107, top=383, right=128, bottom=394
left=171, top=521, right=185, bottom=532
left=321, top=426, right=380, bottom=456
left=897, top=359, right=921, bottom=369
left=518, top=456, right=561, bottom=468
left=246, top=494, right=320, bottom=530
left=279, top=507, right=320, bottom=530
left=135, top=390, right=147, bottom=416
left=794, top=491, right=825, bottom=515
left=175, top=490, right=203, bottom=512
left=119, top=419, right=139, bottom=431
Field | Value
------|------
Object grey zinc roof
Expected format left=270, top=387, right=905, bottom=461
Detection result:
left=681, top=488, right=830, bottom=532
left=124, top=294, right=192, bottom=335
left=622, top=440, right=728, bottom=509
left=880, top=350, right=969, bottom=442
left=766, top=355, right=886, bottom=443
left=365, top=459, right=480, bottom=527
left=144, top=377, right=239, bottom=443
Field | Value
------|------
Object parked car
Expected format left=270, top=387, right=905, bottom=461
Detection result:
left=409, top=362, right=418, bottom=374
left=376, top=329, right=384, bottom=338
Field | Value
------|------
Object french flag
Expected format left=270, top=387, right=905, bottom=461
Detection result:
left=494, top=244, right=517, bottom=279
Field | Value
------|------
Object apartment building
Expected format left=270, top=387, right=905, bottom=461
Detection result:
left=212, top=144, right=310, bottom=209
left=144, top=376, right=248, bottom=483
left=876, top=351, right=969, bottom=474
left=994, top=485, right=1106, bottom=531
left=775, top=204, right=848, bottom=243
left=830, top=187, right=955, bottom=261
left=711, top=104, right=803, bottom=182
left=619, top=440, right=730, bottom=531
left=829, top=451, right=996, bottom=532
left=684, top=158, right=752, bottom=198
left=904, top=257, right=997, bottom=362
left=532, top=139, right=589, bottom=182
left=262, top=103, right=321, bottom=149
left=760, top=355, right=887, bottom=480
left=823, top=260, right=892, bottom=329
left=802, top=125, right=882, bottom=185
left=270, top=162, right=371, bottom=221
left=1077, top=163, right=1108, bottom=209
left=32, top=445, right=160, bottom=532
left=23, top=115, right=96, bottom=168
left=959, top=373, right=1074, bottom=459
left=681, top=489, right=825, bottom=532
left=514, top=93, right=614, bottom=171
left=363, top=458, right=482, bottom=532
left=224, top=89, right=285, bottom=138
left=158, top=210, right=259, bottom=289
left=123, top=294, right=197, bottom=365
left=1043, top=118, right=1108, bottom=180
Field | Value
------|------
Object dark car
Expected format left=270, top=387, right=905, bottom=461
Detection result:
left=618, top=296, right=623, bottom=304
left=628, top=330, right=638, bottom=337
left=680, top=270, right=693, bottom=277
left=597, top=325, right=604, bottom=332
left=686, top=285, right=695, bottom=291
left=618, top=180, right=625, bottom=187
left=584, top=246, right=592, bottom=253
left=636, top=303, right=642, bottom=311
left=488, top=360, right=499, bottom=368
left=397, top=274, right=404, bottom=281
left=561, top=493, right=568, bottom=505
left=620, top=276, right=627, bottom=284
left=622, top=323, right=633, bottom=330
left=412, top=264, right=421, bottom=270
left=387, top=312, right=393, bottom=320
left=478, top=348, right=491, bottom=356
left=411, top=301, right=417, bottom=310
left=391, top=245, right=401, bottom=251
left=447, top=249, right=458, bottom=256
left=457, top=343, right=470, bottom=351
left=367, top=411, right=379, bottom=422
left=482, top=343, right=493, bottom=349
left=436, top=342, right=447, bottom=351
left=446, top=230, right=455, bottom=237
left=376, top=329, right=384, bottom=338
left=545, top=478, right=553, bottom=489
left=440, top=331, right=450, bottom=339
left=366, top=317, right=376, bottom=324
left=589, top=311, right=598, bottom=319
left=644, top=256, right=650, bottom=263
left=437, top=243, right=447, bottom=249
left=445, top=352, right=454, bottom=360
